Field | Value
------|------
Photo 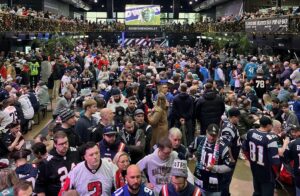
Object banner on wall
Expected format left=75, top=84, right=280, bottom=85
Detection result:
left=245, top=16, right=289, bottom=33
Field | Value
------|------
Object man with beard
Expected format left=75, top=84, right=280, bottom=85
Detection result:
left=107, top=88, right=128, bottom=113
left=99, top=125, right=128, bottom=161
left=113, top=165, right=154, bottom=196
left=125, top=96, right=138, bottom=118
left=54, top=108, right=82, bottom=148
left=159, top=160, right=201, bottom=196
left=119, top=116, right=145, bottom=164
left=59, top=142, right=118, bottom=196
left=75, top=99, right=98, bottom=143
left=134, top=109, right=152, bottom=155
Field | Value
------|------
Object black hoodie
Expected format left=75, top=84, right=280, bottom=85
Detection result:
left=171, top=92, right=194, bottom=121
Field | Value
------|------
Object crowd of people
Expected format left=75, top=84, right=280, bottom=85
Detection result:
left=1, top=5, right=299, bottom=33
left=0, top=40, right=299, bottom=196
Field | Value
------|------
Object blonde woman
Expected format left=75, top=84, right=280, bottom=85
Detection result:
left=113, top=152, right=130, bottom=189
left=148, top=93, right=168, bottom=147
left=0, top=168, right=19, bottom=195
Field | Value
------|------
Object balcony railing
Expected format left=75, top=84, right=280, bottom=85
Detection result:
left=0, top=12, right=299, bottom=34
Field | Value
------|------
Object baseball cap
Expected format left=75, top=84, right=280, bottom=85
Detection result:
left=103, top=125, right=117, bottom=135
left=0, top=159, right=9, bottom=169
left=228, top=107, right=241, bottom=117
left=207, top=124, right=219, bottom=135
left=59, top=108, right=75, bottom=122
left=171, top=159, right=188, bottom=178
left=259, top=116, right=273, bottom=127
left=134, top=109, right=144, bottom=116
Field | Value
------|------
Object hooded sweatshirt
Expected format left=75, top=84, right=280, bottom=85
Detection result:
left=137, top=148, right=194, bottom=194
left=36, top=85, right=50, bottom=106
left=137, top=148, right=178, bottom=194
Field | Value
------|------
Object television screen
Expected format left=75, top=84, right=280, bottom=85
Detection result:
left=125, top=5, right=160, bottom=26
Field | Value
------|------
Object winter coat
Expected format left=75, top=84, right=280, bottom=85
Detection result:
left=148, top=106, right=168, bottom=147
left=171, top=92, right=194, bottom=122
left=195, top=90, right=225, bottom=133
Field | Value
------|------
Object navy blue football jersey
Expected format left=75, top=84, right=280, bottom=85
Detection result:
left=190, top=136, right=233, bottom=192
left=243, top=129, right=280, bottom=183
left=15, top=163, right=38, bottom=189
left=221, top=120, right=241, bottom=161
left=283, top=138, right=300, bottom=188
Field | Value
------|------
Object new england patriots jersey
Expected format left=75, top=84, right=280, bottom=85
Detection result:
left=190, top=136, right=233, bottom=192
left=243, top=129, right=280, bottom=183
left=283, top=138, right=300, bottom=188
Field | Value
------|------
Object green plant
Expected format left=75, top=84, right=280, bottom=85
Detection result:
left=43, top=36, right=76, bottom=56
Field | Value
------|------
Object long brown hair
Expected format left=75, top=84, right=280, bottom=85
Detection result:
left=156, top=93, right=168, bottom=110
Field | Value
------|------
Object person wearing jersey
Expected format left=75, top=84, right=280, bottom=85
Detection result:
left=60, top=70, right=71, bottom=96
left=244, top=57, right=258, bottom=81
left=113, top=165, right=154, bottom=196
left=99, top=125, right=128, bottom=162
left=280, top=127, right=300, bottom=195
left=220, top=108, right=241, bottom=196
left=59, top=142, right=118, bottom=196
left=242, top=116, right=281, bottom=196
left=189, top=124, right=233, bottom=195
left=251, top=68, right=268, bottom=100
left=1, top=121, right=24, bottom=156
left=10, top=149, right=38, bottom=190
left=35, top=131, right=81, bottom=196
left=159, top=159, right=201, bottom=196
left=1, top=98, right=19, bottom=130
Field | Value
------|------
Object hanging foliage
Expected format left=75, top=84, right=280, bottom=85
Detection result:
left=43, top=36, right=76, bottom=57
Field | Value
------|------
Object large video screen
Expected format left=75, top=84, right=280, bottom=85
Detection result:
left=125, top=5, right=160, bottom=26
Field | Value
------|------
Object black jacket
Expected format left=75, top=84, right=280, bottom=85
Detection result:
left=195, top=90, right=225, bottom=131
left=171, top=92, right=194, bottom=121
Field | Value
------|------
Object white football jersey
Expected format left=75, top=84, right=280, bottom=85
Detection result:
left=61, top=159, right=118, bottom=196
